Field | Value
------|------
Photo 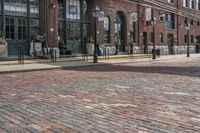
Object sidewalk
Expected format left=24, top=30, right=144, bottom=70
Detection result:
left=0, top=54, right=199, bottom=74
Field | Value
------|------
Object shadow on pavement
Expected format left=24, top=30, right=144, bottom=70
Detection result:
left=62, top=64, right=200, bottom=78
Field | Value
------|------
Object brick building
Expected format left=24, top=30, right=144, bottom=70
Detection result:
left=0, top=0, right=200, bottom=57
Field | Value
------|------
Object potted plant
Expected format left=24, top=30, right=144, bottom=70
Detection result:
left=33, top=34, right=45, bottom=57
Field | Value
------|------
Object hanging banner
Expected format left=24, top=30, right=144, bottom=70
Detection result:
left=146, top=8, right=152, bottom=21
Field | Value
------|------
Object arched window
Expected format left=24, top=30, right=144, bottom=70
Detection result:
left=104, top=16, right=110, bottom=43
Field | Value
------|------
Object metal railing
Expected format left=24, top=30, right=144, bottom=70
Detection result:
left=17, top=45, right=24, bottom=64
left=50, top=48, right=57, bottom=63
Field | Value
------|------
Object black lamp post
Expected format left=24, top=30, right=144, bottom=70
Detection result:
left=186, top=23, right=190, bottom=57
left=151, top=13, right=157, bottom=60
left=92, top=5, right=100, bottom=63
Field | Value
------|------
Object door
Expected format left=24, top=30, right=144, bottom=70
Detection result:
left=167, top=34, right=174, bottom=55
left=115, top=12, right=125, bottom=53
left=6, top=17, right=27, bottom=56
left=143, top=32, right=148, bottom=54
left=66, top=22, right=82, bottom=54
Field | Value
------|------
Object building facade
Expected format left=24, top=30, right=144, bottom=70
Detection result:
left=0, top=0, right=200, bottom=57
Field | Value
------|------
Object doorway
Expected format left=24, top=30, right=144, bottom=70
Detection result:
left=167, top=34, right=174, bottom=55
left=143, top=32, right=148, bottom=54
left=115, top=11, right=126, bottom=52
left=5, top=17, right=27, bottom=56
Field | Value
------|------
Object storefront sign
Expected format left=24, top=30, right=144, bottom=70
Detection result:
left=69, top=5, right=78, bottom=14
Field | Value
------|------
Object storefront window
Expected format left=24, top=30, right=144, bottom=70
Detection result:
left=18, top=18, right=26, bottom=40
left=5, top=17, right=15, bottom=40
left=30, top=0, right=39, bottom=17
left=83, top=0, right=88, bottom=20
left=4, top=0, right=27, bottom=14
left=58, top=0, right=65, bottom=19
left=58, top=21, right=64, bottom=41
left=66, top=0, right=80, bottom=20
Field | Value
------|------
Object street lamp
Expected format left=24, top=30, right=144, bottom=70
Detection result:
left=185, top=23, right=190, bottom=57
left=92, top=6, right=100, bottom=63
left=151, top=16, right=157, bottom=59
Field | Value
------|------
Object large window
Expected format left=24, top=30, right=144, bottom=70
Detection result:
left=4, top=0, right=27, bottom=14
left=30, top=0, right=39, bottom=17
left=58, top=0, right=65, bottom=19
left=18, top=18, right=26, bottom=40
left=5, top=18, right=15, bottom=40
left=66, top=0, right=80, bottom=20
left=104, top=16, right=110, bottom=43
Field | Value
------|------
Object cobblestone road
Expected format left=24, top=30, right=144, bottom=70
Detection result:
left=0, top=56, right=200, bottom=133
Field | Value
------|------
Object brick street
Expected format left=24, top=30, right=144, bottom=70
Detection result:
left=0, top=56, right=200, bottom=133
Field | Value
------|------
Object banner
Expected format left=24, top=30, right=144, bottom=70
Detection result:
left=146, top=8, right=152, bottom=21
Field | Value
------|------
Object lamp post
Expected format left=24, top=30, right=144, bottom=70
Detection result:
left=151, top=13, right=157, bottom=60
left=92, top=5, right=100, bottom=63
left=186, top=23, right=190, bottom=57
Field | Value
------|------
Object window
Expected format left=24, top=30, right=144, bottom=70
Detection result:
left=183, top=0, right=189, bottom=7
left=191, top=35, right=194, bottom=43
left=104, top=16, right=110, bottom=43
left=150, top=32, right=154, bottom=44
left=191, top=19, right=193, bottom=25
left=66, top=0, right=80, bottom=20
left=197, top=21, right=200, bottom=26
left=167, top=0, right=174, bottom=3
left=184, top=17, right=188, bottom=25
left=196, top=0, right=200, bottom=10
left=189, top=0, right=195, bottom=9
left=185, top=34, right=188, bottom=43
left=165, top=13, right=175, bottom=29
left=5, top=18, right=15, bottom=40
left=18, top=18, right=26, bottom=40
left=4, top=0, right=27, bottom=14
left=30, top=19, right=39, bottom=40
left=58, top=0, right=65, bottom=19
left=160, top=33, right=164, bottom=43
left=30, top=0, right=39, bottom=17
left=58, top=21, right=64, bottom=41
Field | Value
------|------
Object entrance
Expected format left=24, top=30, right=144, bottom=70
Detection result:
left=66, top=22, right=88, bottom=54
left=167, top=34, right=174, bottom=55
left=143, top=32, right=148, bottom=54
left=115, top=11, right=126, bottom=52
left=5, top=17, right=27, bottom=56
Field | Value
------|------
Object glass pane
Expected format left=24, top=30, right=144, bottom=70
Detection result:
left=4, top=0, right=27, bottom=14
left=66, top=0, right=80, bottom=20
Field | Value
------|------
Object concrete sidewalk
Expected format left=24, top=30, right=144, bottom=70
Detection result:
left=0, top=54, right=199, bottom=74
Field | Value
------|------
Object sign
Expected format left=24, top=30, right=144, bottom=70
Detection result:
left=146, top=8, right=152, bottom=21
left=98, top=11, right=104, bottom=21
left=69, top=5, right=78, bottom=14
left=130, top=13, right=138, bottom=23
left=34, top=43, right=42, bottom=52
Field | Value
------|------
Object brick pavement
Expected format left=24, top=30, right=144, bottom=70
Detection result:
left=0, top=56, right=200, bottom=133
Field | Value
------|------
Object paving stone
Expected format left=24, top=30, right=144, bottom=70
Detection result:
left=0, top=56, right=200, bottom=132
